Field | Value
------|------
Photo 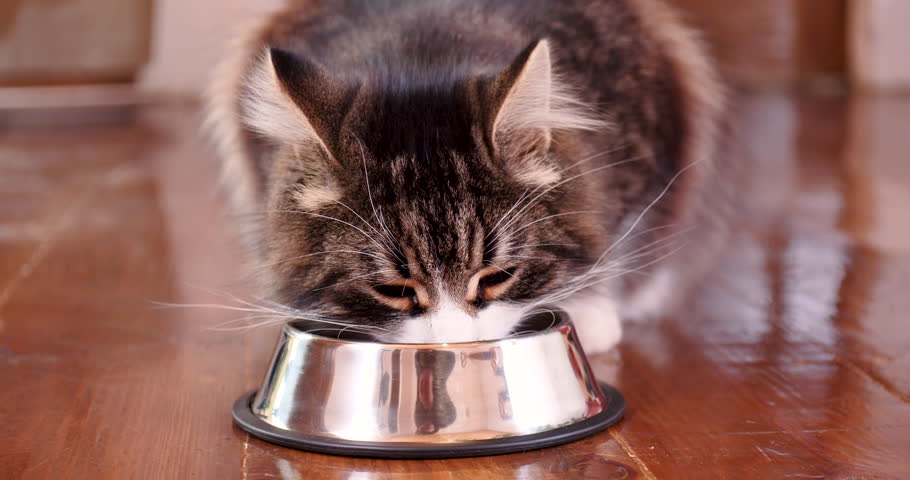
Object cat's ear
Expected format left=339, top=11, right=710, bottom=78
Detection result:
left=489, top=40, right=604, bottom=186
left=240, top=47, right=352, bottom=158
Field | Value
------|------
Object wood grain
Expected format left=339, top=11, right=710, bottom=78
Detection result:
left=2, top=94, right=910, bottom=478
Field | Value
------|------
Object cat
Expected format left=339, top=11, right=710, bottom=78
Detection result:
left=206, top=0, right=724, bottom=353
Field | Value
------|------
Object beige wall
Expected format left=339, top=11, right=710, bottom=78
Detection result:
left=850, top=0, right=910, bottom=91
left=140, top=0, right=283, bottom=95
left=139, top=0, right=910, bottom=95
left=0, top=0, right=151, bottom=85
left=141, top=0, right=848, bottom=95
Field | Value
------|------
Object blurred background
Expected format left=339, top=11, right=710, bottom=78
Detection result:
left=0, top=0, right=908, bottom=119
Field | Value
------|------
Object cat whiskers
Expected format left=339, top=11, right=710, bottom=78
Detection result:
left=521, top=225, right=688, bottom=308
left=486, top=186, right=535, bottom=242
left=534, top=160, right=702, bottom=304
left=484, top=145, right=627, bottom=246
left=529, top=233, right=689, bottom=307
left=154, top=295, right=389, bottom=335
left=507, top=210, right=600, bottom=236
left=490, top=154, right=650, bottom=252
left=152, top=285, right=390, bottom=333
left=329, top=198, right=403, bottom=262
left=355, top=135, right=402, bottom=263
left=501, top=242, right=578, bottom=252
left=500, top=153, right=646, bottom=234
left=584, top=160, right=702, bottom=278
left=486, top=260, right=517, bottom=278
left=247, top=209, right=395, bottom=260
left=496, top=254, right=560, bottom=261
left=311, top=268, right=399, bottom=291
left=250, top=248, right=391, bottom=273
left=504, top=307, right=562, bottom=338
left=303, top=325, right=373, bottom=340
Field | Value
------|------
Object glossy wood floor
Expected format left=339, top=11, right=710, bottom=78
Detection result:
left=2, top=94, right=910, bottom=479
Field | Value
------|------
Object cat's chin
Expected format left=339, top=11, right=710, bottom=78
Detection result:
left=378, top=301, right=528, bottom=344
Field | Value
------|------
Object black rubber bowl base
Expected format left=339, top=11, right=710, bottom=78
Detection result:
left=232, top=382, right=625, bottom=459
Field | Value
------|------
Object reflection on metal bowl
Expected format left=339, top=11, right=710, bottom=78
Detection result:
left=232, top=310, right=624, bottom=458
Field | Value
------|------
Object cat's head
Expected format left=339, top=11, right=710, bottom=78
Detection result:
left=239, top=40, right=617, bottom=342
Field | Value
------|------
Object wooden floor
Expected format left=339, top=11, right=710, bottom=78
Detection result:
left=2, top=94, right=910, bottom=479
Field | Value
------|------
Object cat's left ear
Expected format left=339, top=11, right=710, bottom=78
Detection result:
left=489, top=40, right=604, bottom=186
left=240, top=47, right=354, bottom=160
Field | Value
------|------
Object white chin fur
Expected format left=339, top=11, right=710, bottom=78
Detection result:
left=380, top=285, right=664, bottom=355
left=385, top=298, right=526, bottom=344
left=385, top=293, right=623, bottom=354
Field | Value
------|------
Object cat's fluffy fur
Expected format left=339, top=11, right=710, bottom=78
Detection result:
left=206, top=0, right=723, bottom=352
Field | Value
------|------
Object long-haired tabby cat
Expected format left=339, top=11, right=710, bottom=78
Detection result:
left=206, top=0, right=723, bottom=353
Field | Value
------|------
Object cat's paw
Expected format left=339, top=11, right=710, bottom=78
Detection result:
left=557, top=293, right=622, bottom=355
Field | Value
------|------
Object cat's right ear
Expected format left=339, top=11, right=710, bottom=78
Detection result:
left=240, top=47, right=352, bottom=159
left=487, top=40, right=605, bottom=186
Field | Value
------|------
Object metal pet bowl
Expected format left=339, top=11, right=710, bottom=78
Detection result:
left=232, top=311, right=625, bottom=458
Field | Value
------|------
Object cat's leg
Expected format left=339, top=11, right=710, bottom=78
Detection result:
left=618, top=267, right=678, bottom=322
left=556, top=290, right=622, bottom=355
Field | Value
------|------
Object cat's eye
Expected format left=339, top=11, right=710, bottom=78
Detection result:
left=372, top=283, right=421, bottom=311
left=374, top=284, right=418, bottom=301
left=473, top=267, right=517, bottom=303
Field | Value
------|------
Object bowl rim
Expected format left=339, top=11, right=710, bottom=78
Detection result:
left=283, top=309, right=570, bottom=349
left=233, top=381, right=625, bottom=458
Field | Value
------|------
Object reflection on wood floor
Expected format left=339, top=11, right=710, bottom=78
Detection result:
left=2, top=94, right=909, bottom=479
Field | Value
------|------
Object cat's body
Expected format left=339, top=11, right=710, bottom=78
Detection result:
left=207, top=0, right=723, bottom=352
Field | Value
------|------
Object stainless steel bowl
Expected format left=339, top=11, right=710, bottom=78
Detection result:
left=232, top=311, right=624, bottom=458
